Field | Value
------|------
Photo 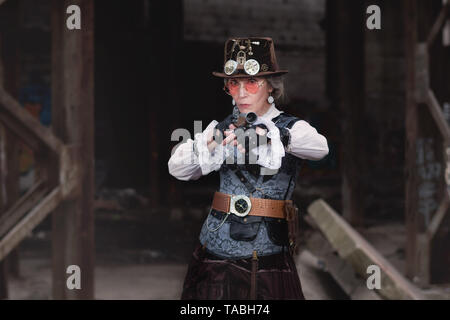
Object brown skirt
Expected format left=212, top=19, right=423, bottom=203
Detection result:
left=181, top=242, right=305, bottom=300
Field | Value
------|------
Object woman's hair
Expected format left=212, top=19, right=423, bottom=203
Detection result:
left=266, top=76, right=285, bottom=102
left=223, top=76, right=286, bottom=103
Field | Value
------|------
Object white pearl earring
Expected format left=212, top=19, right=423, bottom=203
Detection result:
left=232, top=99, right=236, bottom=106
left=267, top=95, right=274, bottom=104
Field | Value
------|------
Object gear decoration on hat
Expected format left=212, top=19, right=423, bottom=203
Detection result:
left=220, top=38, right=267, bottom=76
left=224, top=59, right=238, bottom=75
left=244, top=59, right=260, bottom=75
left=213, top=38, right=287, bottom=78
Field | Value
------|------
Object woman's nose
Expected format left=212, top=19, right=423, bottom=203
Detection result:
left=238, top=83, right=247, bottom=97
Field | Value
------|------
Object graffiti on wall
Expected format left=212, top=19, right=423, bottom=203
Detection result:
left=18, top=77, right=51, bottom=194
left=416, top=138, right=442, bottom=227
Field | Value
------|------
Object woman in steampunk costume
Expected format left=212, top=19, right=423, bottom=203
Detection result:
left=168, top=37, right=329, bottom=300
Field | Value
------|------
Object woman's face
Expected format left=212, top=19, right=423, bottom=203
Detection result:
left=225, top=77, right=273, bottom=116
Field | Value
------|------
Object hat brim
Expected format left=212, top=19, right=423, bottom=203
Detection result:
left=212, top=70, right=288, bottom=78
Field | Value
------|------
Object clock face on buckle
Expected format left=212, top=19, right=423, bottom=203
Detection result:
left=230, top=195, right=251, bottom=217
left=234, top=198, right=248, bottom=214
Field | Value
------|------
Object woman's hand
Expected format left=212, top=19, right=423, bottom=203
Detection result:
left=203, top=124, right=243, bottom=154
left=223, top=124, right=245, bottom=154
left=205, top=128, right=220, bottom=153
left=222, top=124, right=268, bottom=154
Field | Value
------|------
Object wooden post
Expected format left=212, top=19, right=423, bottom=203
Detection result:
left=426, top=0, right=450, bottom=284
left=404, top=0, right=420, bottom=283
left=51, top=0, right=94, bottom=299
left=0, top=28, right=7, bottom=301
left=0, top=125, right=8, bottom=299
left=404, top=0, right=450, bottom=285
left=326, top=0, right=365, bottom=227
left=0, top=0, right=21, bottom=297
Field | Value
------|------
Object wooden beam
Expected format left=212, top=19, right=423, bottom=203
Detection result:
left=0, top=86, right=64, bottom=153
left=425, top=89, right=450, bottom=143
left=415, top=43, right=429, bottom=103
left=303, top=231, right=381, bottom=300
left=426, top=1, right=450, bottom=48
left=51, top=0, right=95, bottom=300
left=0, top=107, right=41, bottom=150
left=308, top=199, right=425, bottom=300
left=0, top=179, right=48, bottom=239
left=0, top=187, right=62, bottom=262
left=426, top=192, right=449, bottom=239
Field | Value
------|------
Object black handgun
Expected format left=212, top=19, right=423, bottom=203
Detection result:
left=230, top=107, right=270, bottom=158
left=231, top=106, right=258, bottom=130
left=214, top=107, right=270, bottom=159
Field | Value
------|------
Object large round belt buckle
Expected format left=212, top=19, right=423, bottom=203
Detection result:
left=230, top=195, right=252, bottom=217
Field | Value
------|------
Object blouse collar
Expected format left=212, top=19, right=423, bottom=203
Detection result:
left=260, top=104, right=283, bottom=120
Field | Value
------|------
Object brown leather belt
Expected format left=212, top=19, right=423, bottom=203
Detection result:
left=211, top=191, right=289, bottom=219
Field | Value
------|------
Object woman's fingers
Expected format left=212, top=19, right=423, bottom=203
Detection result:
left=207, top=140, right=218, bottom=152
left=225, top=123, right=236, bottom=137
left=223, top=124, right=245, bottom=153
left=222, top=132, right=236, bottom=145
left=255, top=126, right=267, bottom=136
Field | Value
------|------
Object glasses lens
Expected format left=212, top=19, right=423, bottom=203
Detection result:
left=244, top=79, right=260, bottom=94
left=227, top=80, right=240, bottom=95
left=226, top=79, right=261, bottom=95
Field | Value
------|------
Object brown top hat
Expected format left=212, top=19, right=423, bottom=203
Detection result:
left=212, top=37, right=288, bottom=78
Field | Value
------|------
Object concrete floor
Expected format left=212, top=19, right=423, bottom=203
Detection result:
left=7, top=250, right=339, bottom=300
left=6, top=205, right=446, bottom=300
left=8, top=258, right=188, bottom=300
left=4, top=204, right=345, bottom=300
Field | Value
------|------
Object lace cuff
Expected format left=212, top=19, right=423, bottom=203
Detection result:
left=250, top=117, right=285, bottom=170
left=193, top=120, right=230, bottom=175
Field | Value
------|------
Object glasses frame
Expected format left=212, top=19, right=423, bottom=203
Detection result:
left=223, top=78, right=266, bottom=96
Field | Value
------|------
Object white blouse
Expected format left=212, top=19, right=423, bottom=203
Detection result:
left=168, top=105, right=329, bottom=181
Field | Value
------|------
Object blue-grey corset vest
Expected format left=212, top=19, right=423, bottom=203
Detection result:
left=199, top=112, right=302, bottom=259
